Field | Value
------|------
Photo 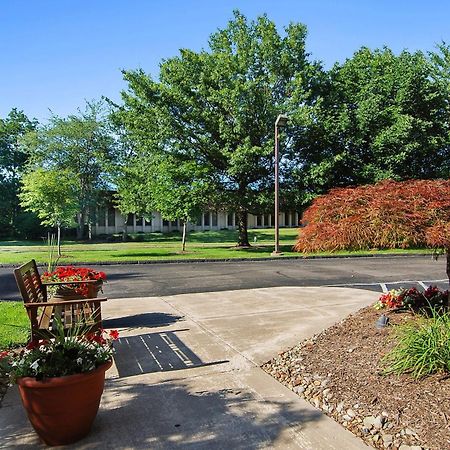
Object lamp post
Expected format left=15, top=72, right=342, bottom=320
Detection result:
left=271, top=114, right=289, bottom=256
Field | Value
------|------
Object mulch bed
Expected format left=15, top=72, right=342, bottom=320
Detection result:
left=262, top=305, right=450, bottom=450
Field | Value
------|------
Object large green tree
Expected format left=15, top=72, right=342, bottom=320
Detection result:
left=0, top=109, right=38, bottom=237
left=293, top=47, right=449, bottom=201
left=22, top=101, right=117, bottom=239
left=113, top=11, right=321, bottom=246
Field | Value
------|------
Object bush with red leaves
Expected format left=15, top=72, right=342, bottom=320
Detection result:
left=293, top=179, right=450, bottom=252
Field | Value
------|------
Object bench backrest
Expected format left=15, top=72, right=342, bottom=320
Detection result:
left=14, top=259, right=47, bottom=304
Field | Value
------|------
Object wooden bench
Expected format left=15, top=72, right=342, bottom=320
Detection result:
left=14, top=260, right=107, bottom=341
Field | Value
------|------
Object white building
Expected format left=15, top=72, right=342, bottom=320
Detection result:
left=92, top=207, right=299, bottom=235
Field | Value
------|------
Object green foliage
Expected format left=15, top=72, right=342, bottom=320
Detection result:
left=113, top=10, right=321, bottom=245
left=19, top=168, right=79, bottom=228
left=382, top=311, right=450, bottom=378
left=21, top=100, right=117, bottom=239
left=0, top=109, right=38, bottom=236
left=294, top=47, right=449, bottom=200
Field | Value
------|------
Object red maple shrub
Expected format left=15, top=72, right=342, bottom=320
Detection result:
left=293, top=179, right=450, bottom=253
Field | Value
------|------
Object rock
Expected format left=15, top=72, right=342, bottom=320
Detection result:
left=336, top=401, right=345, bottom=413
left=381, top=411, right=389, bottom=417
left=293, top=386, right=305, bottom=394
left=362, top=427, right=371, bottom=434
left=399, top=446, right=423, bottom=450
left=313, top=380, right=321, bottom=386
left=373, top=434, right=380, bottom=443
left=373, top=415, right=384, bottom=430
left=363, top=416, right=376, bottom=429
left=312, top=397, right=320, bottom=408
left=342, top=414, right=352, bottom=421
left=353, top=403, right=359, bottom=409
left=346, top=409, right=356, bottom=418
left=405, top=428, right=417, bottom=436
left=382, top=434, right=393, bottom=447
left=322, top=388, right=331, bottom=397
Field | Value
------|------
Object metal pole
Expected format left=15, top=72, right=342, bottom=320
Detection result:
left=272, top=121, right=281, bottom=256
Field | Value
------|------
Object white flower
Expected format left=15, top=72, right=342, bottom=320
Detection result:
left=30, top=360, right=40, bottom=371
left=76, top=358, right=83, bottom=365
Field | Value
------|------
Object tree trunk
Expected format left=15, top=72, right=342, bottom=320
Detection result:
left=446, top=249, right=450, bottom=286
left=77, top=210, right=86, bottom=240
left=236, top=209, right=250, bottom=247
left=181, top=220, right=187, bottom=252
left=57, top=226, right=61, bottom=257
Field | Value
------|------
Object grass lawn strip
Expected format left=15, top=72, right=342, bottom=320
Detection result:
left=0, top=301, right=29, bottom=407
left=262, top=305, right=449, bottom=450
left=0, top=228, right=431, bottom=265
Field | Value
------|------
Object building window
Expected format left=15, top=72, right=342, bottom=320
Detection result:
left=227, top=213, right=233, bottom=227
left=257, top=215, right=262, bottom=227
left=97, top=208, right=106, bottom=226
left=107, top=207, right=115, bottom=227
left=204, top=213, right=210, bottom=226
left=270, top=215, right=274, bottom=227
left=212, top=212, right=218, bottom=227
left=196, top=215, right=202, bottom=226
left=285, top=212, right=290, bottom=227
left=144, top=217, right=152, bottom=226
left=264, top=214, right=269, bottom=227
left=136, top=216, right=144, bottom=227
left=126, top=213, right=134, bottom=226
left=163, top=219, right=169, bottom=226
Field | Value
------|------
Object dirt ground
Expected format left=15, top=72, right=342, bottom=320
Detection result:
left=262, top=305, right=450, bottom=450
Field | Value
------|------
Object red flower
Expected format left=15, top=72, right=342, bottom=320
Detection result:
left=26, top=340, right=39, bottom=350
left=0, top=351, right=9, bottom=359
left=109, top=330, right=119, bottom=340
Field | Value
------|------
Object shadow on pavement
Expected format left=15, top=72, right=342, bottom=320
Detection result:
left=113, top=330, right=228, bottom=378
left=103, top=312, right=184, bottom=329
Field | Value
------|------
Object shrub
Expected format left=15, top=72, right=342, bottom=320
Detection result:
left=293, top=179, right=450, bottom=252
left=382, top=311, right=450, bottom=378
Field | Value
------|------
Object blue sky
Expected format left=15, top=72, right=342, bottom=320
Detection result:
left=2, top=0, right=450, bottom=122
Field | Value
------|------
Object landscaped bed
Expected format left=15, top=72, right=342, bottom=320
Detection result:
left=262, top=303, right=450, bottom=450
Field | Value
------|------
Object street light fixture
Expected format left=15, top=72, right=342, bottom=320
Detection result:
left=271, top=114, right=289, bottom=256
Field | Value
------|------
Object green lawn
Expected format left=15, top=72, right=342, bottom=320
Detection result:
left=0, top=228, right=431, bottom=265
left=0, top=302, right=29, bottom=349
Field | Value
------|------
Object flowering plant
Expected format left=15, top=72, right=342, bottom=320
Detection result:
left=374, top=286, right=449, bottom=311
left=0, top=325, right=118, bottom=382
left=41, top=266, right=107, bottom=297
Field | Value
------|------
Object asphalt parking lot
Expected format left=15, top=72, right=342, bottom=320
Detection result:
left=1, top=255, right=448, bottom=301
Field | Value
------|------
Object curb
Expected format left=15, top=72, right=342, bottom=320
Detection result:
left=0, top=253, right=435, bottom=269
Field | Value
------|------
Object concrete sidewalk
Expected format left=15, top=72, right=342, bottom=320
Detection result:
left=0, top=287, right=378, bottom=449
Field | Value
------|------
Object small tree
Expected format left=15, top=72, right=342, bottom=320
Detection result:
left=116, top=155, right=209, bottom=252
left=21, top=101, right=117, bottom=240
left=19, top=168, right=79, bottom=255
left=294, top=179, right=450, bottom=285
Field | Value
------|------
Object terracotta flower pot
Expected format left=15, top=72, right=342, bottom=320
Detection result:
left=17, top=360, right=112, bottom=446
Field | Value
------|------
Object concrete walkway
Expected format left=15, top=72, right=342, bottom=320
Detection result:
left=1, top=287, right=378, bottom=449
